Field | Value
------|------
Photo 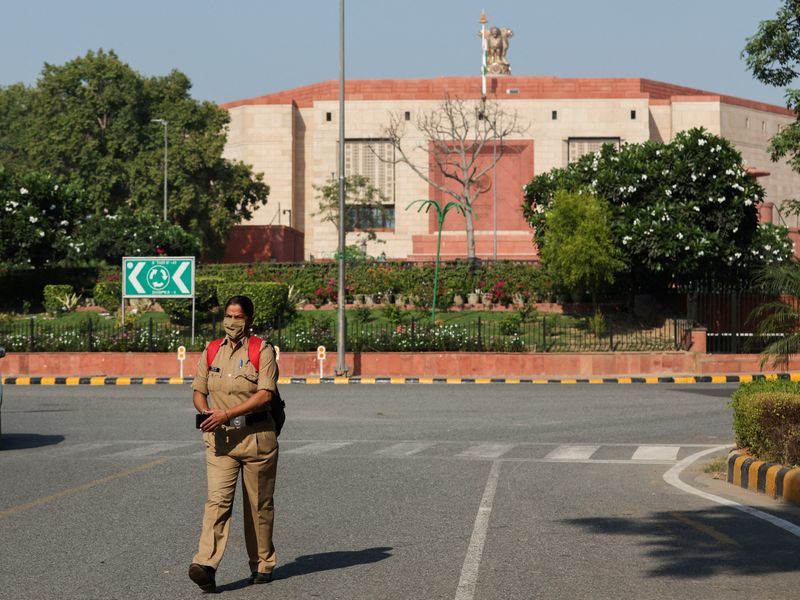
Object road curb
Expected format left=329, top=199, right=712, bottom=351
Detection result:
left=727, top=451, right=800, bottom=508
left=3, top=373, right=800, bottom=385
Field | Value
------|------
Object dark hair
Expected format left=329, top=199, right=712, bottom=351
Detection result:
left=225, top=295, right=255, bottom=319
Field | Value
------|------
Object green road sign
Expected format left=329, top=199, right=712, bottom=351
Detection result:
left=123, top=256, right=195, bottom=298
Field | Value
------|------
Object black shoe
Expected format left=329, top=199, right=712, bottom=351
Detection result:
left=250, top=571, right=273, bottom=584
left=188, top=563, right=216, bottom=592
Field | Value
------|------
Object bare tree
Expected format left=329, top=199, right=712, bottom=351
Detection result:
left=379, top=95, right=526, bottom=259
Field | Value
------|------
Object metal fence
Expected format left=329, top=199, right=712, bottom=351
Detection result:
left=0, top=315, right=693, bottom=354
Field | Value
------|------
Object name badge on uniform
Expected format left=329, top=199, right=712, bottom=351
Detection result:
left=209, top=367, right=221, bottom=373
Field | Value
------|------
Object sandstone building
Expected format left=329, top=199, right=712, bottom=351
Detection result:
left=220, top=76, right=798, bottom=262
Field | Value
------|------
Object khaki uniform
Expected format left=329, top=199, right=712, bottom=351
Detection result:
left=192, top=336, right=279, bottom=575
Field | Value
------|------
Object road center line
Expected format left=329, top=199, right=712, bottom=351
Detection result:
left=663, top=445, right=800, bottom=538
left=0, top=458, right=166, bottom=519
left=455, top=460, right=501, bottom=600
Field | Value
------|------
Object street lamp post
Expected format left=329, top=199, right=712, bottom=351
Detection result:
left=152, top=119, right=168, bottom=221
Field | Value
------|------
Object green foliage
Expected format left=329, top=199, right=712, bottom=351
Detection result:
left=43, top=284, right=74, bottom=315
left=215, top=282, right=289, bottom=328
left=523, top=128, right=792, bottom=288
left=159, top=276, right=224, bottom=325
left=0, top=49, right=269, bottom=260
left=381, top=304, right=405, bottom=327
left=539, top=191, right=625, bottom=300
left=751, top=261, right=800, bottom=368
left=499, top=313, right=523, bottom=336
left=731, top=379, right=800, bottom=465
left=742, top=2, right=800, bottom=178
left=93, top=281, right=121, bottom=312
left=0, top=168, right=85, bottom=267
left=588, top=310, right=606, bottom=337
left=313, top=174, right=390, bottom=250
left=351, top=306, right=373, bottom=324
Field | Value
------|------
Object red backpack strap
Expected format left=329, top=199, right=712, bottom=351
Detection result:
left=206, top=338, right=225, bottom=368
left=248, top=336, right=263, bottom=371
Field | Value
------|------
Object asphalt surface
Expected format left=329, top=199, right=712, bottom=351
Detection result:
left=1, top=383, right=799, bottom=600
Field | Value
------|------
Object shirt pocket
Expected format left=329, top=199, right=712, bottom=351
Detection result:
left=233, top=363, right=259, bottom=394
left=207, top=370, right=224, bottom=394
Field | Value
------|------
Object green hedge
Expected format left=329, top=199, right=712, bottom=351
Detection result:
left=731, top=379, right=800, bottom=466
left=93, top=281, right=121, bottom=313
left=216, top=282, right=289, bottom=328
left=43, top=284, right=74, bottom=315
left=159, top=277, right=224, bottom=325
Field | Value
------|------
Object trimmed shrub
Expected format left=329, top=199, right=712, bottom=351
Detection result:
left=159, top=277, right=224, bottom=325
left=43, top=284, right=74, bottom=315
left=216, top=282, right=289, bottom=328
left=731, top=379, right=800, bottom=466
left=93, top=281, right=121, bottom=313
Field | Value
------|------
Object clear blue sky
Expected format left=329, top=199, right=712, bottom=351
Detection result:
left=0, top=0, right=791, bottom=106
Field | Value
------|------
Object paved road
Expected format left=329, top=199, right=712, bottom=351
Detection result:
left=1, top=383, right=799, bottom=599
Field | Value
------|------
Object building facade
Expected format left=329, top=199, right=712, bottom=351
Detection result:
left=220, top=76, right=798, bottom=261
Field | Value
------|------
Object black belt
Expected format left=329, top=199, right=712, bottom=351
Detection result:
left=229, top=411, right=270, bottom=429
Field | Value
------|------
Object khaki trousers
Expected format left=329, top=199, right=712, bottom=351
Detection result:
left=193, top=427, right=279, bottom=573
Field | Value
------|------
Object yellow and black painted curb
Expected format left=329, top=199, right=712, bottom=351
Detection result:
left=3, top=373, right=800, bottom=386
left=727, top=451, right=800, bottom=508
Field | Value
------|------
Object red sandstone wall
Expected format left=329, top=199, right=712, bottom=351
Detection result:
left=4, top=351, right=798, bottom=379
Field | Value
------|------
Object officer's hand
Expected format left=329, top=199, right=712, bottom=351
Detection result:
left=200, top=408, right=229, bottom=432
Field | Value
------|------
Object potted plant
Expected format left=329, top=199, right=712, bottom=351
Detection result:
left=467, top=289, right=481, bottom=305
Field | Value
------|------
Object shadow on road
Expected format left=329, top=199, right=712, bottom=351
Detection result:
left=213, top=546, right=393, bottom=592
left=563, top=507, right=800, bottom=578
left=274, top=546, right=393, bottom=580
left=0, top=433, right=64, bottom=450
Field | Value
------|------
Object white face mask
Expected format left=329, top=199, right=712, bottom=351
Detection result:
left=223, top=317, right=247, bottom=342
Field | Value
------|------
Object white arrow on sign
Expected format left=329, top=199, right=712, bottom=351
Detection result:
left=172, top=262, right=190, bottom=294
left=128, top=262, right=146, bottom=294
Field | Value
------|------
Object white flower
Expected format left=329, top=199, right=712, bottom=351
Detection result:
left=622, top=236, right=632, bottom=245
left=665, top=189, right=672, bottom=196
left=641, top=174, right=648, bottom=181
left=60, top=220, right=69, bottom=226
left=698, top=250, right=704, bottom=256
left=685, top=245, right=690, bottom=250
left=717, top=196, right=726, bottom=203
left=54, top=185, right=59, bottom=191
left=725, top=169, right=735, bottom=176
left=677, top=232, right=684, bottom=240
left=764, top=244, right=772, bottom=251
left=734, top=252, right=741, bottom=259
left=693, top=206, right=700, bottom=212
left=691, top=174, right=698, bottom=181
left=744, top=199, right=753, bottom=206
left=29, top=216, right=38, bottom=223
left=698, top=138, right=707, bottom=146
left=38, top=230, right=45, bottom=237
left=733, top=227, right=739, bottom=233
left=19, top=187, right=28, bottom=195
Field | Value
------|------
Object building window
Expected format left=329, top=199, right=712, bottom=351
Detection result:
left=567, top=137, right=621, bottom=163
left=762, top=121, right=767, bottom=132
left=631, top=110, right=637, bottom=120
left=404, top=111, right=411, bottom=121
left=551, top=110, right=558, bottom=120
left=746, top=117, right=750, bottom=129
left=345, top=205, right=395, bottom=231
left=343, top=139, right=395, bottom=203
left=325, top=112, right=332, bottom=122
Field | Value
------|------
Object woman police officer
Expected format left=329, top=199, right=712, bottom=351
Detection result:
left=188, top=295, right=279, bottom=591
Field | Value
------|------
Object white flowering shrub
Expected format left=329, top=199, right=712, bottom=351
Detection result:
left=523, top=128, right=793, bottom=287
left=0, top=169, right=83, bottom=267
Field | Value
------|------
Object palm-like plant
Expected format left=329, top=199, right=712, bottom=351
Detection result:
left=751, top=261, right=800, bottom=369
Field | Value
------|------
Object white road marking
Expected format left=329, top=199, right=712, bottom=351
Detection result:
left=375, top=442, right=435, bottom=457
left=103, top=442, right=194, bottom=458
left=632, top=445, right=680, bottom=461
left=545, top=445, right=600, bottom=460
left=457, top=443, right=515, bottom=459
left=455, top=460, right=502, bottom=600
left=284, top=441, right=354, bottom=455
left=55, top=442, right=117, bottom=455
left=663, top=445, right=800, bottom=539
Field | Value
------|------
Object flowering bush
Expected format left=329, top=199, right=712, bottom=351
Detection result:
left=523, top=128, right=794, bottom=286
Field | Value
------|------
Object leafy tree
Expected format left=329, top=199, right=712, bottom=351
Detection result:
left=381, top=95, right=525, bottom=259
left=743, top=1, right=800, bottom=216
left=523, top=128, right=793, bottom=288
left=0, top=49, right=269, bottom=259
left=539, top=191, right=625, bottom=306
left=751, top=261, right=800, bottom=368
left=0, top=168, right=84, bottom=267
left=313, top=174, right=390, bottom=254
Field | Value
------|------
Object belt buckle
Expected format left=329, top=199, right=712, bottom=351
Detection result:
left=230, top=415, right=246, bottom=429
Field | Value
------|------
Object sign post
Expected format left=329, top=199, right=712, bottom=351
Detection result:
left=123, top=257, right=196, bottom=345
left=177, top=345, right=186, bottom=378
left=317, top=345, right=326, bottom=378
